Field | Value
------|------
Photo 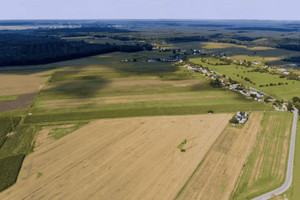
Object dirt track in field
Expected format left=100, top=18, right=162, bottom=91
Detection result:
left=177, top=112, right=263, bottom=200
left=0, top=114, right=231, bottom=200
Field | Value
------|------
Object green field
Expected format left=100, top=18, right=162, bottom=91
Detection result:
left=0, top=95, right=19, bottom=101
left=0, top=117, right=21, bottom=148
left=231, top=112, right=293, bottom=199
left=0, top=154, right=25, bottom=191
left=191, top=57, right=300, bottom=100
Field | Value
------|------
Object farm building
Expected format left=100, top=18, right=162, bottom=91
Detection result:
left=235, top=112, right=249, bottom=124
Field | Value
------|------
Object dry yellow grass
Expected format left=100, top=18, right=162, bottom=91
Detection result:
left=247, top=46, right=275, bottom=50
left=202, top=42, right=246, bottom=49
left=177, top=112, right=263, bottom=200
left=202, top=42, right=274, bottom=50
left=0, top=71, right=50, bottom=96
left=0, top=114, right=231, bottom=200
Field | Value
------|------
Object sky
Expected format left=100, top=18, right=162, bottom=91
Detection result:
left=1, top=0, right=300, bottom=20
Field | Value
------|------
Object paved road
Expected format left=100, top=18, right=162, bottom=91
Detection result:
left=253, top=108, right=298, bottom=200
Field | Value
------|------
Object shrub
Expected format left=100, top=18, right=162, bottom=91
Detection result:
left=229, top=116, right=239, bottom=124
left=292, top=96, right=300, bottom=103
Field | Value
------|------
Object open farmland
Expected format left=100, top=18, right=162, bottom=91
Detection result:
left=0, top=70, right=51, bottom=96
left=191, top=57, right=300, bottom=100
left=177, top=112, right=263, bottom=200
left=25, top=52, right=268, bottom=121
left=0, top=114, right=231, bottom=200
left=201, top=42, right=274, bottom=50
left=231, top=112, right=293, bottom=199
left=0, top=69, right=51, bottom=112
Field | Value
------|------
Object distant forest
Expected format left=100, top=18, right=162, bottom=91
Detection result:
left=0, top=27, right=151, bottom=67
left=1, top=23, right=300, bottom=67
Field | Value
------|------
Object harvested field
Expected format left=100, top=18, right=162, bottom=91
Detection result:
left=0, top=114, right=231, bottom=200
left=0, top=71, right=50, bottom=96
left=0, top=93, right=37, bottom=112
left=37, top=92, right=225, bottom=109
left=177, top=112, right=263, bottom=200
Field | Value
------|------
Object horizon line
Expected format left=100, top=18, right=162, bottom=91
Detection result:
left=0, top=18, right=300, bottom=21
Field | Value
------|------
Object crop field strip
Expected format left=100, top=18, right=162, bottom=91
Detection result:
left=230, top=112, right=293, bottom=199
left=177, top=112, right=263, bottom=200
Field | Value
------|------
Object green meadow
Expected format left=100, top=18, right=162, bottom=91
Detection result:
left=191, top=57, right=300, bottom=100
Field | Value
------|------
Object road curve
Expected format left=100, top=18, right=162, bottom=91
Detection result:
left=253, top=108, right=298, bottom=200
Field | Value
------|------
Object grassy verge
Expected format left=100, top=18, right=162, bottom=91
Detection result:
left=25, top=103, right=270, bottom=124
left=230, top=112, right=293, bottom=199
left=278, top=119, right=300, bottom=199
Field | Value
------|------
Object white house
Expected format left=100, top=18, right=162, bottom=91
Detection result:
left=256, top=92, right=264, bottom=98
left=235, top=112, right=249, bottom=124
left=250, top=90, right=258, bottom=95
left=240, top=90, right=250, bottom=96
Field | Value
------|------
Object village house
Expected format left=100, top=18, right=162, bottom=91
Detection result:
left=250, top=90, right=258, bottom=95
left=253, top=61, right=262, bottom=65
left=240, top=90, right=250, bottom=96
left=256, top=92, right=264, bottom=98
left=235, top=111, right=249, bottom=124
left=255, top=97, right=264, bottom=102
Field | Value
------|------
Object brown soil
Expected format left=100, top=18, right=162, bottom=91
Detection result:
left=0, top=93, right=37, bottom=112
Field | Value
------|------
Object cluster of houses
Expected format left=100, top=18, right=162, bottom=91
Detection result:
left=237, top=89, right=265, bottom=102
left=277, top=68, right=290, bottom=75
left=184, top=64, right=274, bottom=103
left=147, top=56, right=183, bottom=63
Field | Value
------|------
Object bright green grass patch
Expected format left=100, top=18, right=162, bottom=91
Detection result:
left=177, top=139, right=187, bottom=150
left=36, top=172, right=43, bottom=179
left=48, top=122, right=88, bottom=140
left=0, top=154, right=25, bottom=192
left=191, top=58, right=300, bottom=100
left=230, top=112, right=293, bottom=200
left=0, top=95, right=19, bottom=101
